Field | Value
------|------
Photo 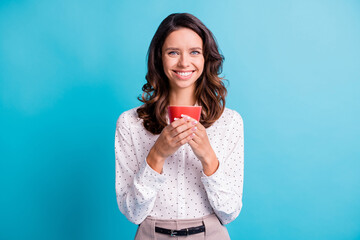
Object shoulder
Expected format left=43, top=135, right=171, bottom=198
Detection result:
left=211, top=107, right=244, bottom=128
left=223, top=107, right=243, bottom=123
left=116, top=106, right=142, bottom=129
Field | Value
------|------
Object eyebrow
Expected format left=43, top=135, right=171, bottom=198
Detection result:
left=164, top=47, right=202, bottom=51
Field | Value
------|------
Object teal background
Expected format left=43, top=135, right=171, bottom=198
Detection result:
left=1, top=0, right=359, bottom=239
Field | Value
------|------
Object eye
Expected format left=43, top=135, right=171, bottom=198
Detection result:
left=191, top=51, right=201, bottom=55
left=168, top=51, right=179, bottom=56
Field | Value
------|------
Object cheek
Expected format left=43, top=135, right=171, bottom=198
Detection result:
left=197, top=55, right=205, bottom=64
left=163, top=58, right=175, bottom=71
left=196, top=58, right=205, bottom=71
left=162, top=61, right=175, bottom=80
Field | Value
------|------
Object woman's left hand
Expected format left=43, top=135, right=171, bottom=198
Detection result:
left=186, top=115, right=219, bottom=176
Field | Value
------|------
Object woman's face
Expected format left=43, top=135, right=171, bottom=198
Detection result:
left=162, top=28, right=204, bottom=92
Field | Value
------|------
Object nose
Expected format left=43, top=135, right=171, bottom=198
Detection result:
left=177, top=53, right=190, bottom=68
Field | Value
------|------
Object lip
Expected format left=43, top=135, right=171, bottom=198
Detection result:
left=172, top=70, right=195, bottom=80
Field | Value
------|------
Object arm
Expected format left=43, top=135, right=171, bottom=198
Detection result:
left=200, top=111, right=244, bottom=225
left=115, top=112, right=166, bottom=225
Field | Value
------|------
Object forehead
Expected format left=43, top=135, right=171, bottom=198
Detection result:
left=163, top=28, right=203, bottom=48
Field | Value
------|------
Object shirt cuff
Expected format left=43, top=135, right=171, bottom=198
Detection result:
left=200, top=160, right=225, bottom=191
left=134, top=158, right=167, bottom=192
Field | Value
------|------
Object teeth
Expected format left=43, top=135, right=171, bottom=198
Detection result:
left=176, top=71, right=193, bottom=76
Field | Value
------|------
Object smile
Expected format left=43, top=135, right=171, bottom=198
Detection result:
left=173, top=70, right=195, bottom=79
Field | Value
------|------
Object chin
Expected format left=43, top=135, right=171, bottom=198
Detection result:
left=171, top=81, right=196, bottom=90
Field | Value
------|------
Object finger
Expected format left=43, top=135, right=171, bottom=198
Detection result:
left=166, top=118, right=187, bottom=135
left=176, top=132, right=196, bottom=146
left=190, top=132, right=201, bottom=144
left=175, top=127, right=197, bottom=144
left=196, top=122, right=205, bottom=130
left=171, top=119, right=197, bottom=137
left=180, top=114, right=198, bottom=123
left=171, top=125, right=190, bottom=138
left=188, top=138, right=199, bottom=148
left=180, top=115, right=198, bottom=128
left=180, top=114, right=200, bottom=130
left=169, top=116, right=189, bottom=130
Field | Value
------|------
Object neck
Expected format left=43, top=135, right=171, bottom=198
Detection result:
left=169, top=88, right=196, bottom=106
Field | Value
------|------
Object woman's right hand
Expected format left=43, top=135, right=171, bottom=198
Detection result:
left=146, top=115, right=198, bottom=173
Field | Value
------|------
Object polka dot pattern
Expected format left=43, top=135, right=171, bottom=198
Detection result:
left=115, top=107, right=244, bottom=225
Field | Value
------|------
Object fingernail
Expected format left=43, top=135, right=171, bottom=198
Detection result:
left=174, top=118, right=179, bottom=121
left=181, top=114, right=190, bottom=120
left=192, top=120, right=197, bottom=125
left=192, top=127, right=197, bottom=131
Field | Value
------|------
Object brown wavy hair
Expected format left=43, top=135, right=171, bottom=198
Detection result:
left=137, top=13, right=227, bottom=134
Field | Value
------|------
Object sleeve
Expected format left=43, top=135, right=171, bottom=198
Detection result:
left=115, top=112, right=166, bottom=225
left=200, top=110, right=244, bottom=225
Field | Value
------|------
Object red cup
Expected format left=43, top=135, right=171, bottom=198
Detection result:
left=168, top=106, right=202, bottom=123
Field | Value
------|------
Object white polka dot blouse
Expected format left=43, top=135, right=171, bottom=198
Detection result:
left=115, top=107, right=244, bottom=225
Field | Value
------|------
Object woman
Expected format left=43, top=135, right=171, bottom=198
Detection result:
left=115, top=13, right=244, bottom=239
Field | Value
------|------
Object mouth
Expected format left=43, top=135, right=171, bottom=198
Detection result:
left=172, top=70, right=195, bottom=79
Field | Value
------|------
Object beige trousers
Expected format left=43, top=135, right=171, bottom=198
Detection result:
left=134, top=214, right=230, bottom=240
